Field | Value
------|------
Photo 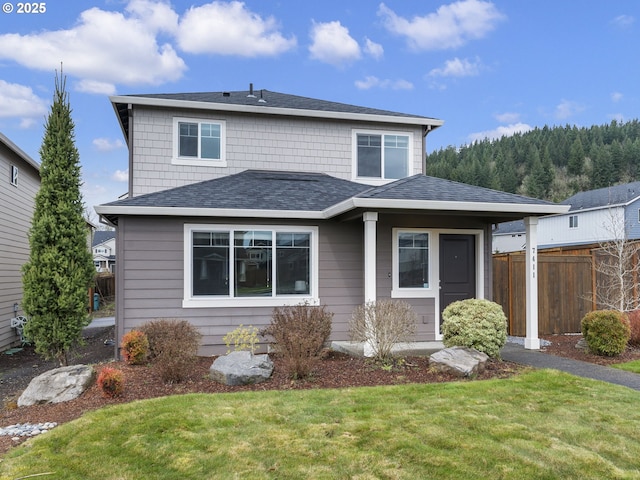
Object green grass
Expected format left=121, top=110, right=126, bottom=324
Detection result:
left=3, top=369, right=640, bottom=479
left=612, top=359, right=640, bottom=373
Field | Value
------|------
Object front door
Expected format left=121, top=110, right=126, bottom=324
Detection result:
left=439, top=234, right=476, bottom=324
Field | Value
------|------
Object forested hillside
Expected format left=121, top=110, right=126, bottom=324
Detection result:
left=426, top=120, right=640, bottom=202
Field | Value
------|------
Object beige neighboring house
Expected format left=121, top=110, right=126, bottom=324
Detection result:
left=0, top=133, right=40, bottom=352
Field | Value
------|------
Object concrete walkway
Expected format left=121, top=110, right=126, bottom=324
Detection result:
left=85, top=316, right=115, bottom=329
left=501, top=343, right=640, bottom=391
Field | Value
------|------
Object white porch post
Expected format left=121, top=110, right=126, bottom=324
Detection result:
left=363, top=212, right=378, bottom=357
left=524, top=216, right=540, bottom=350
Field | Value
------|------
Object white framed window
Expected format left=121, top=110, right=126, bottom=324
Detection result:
left=392, top=229, right=432, bottom=298
left=10, top=165, right=18, bottom=186
left=569, top=215, right=578, bottom=229
left=172, top=117, right=227, bottom=167
left=353, top=130, right=412, bottom=182
left=184, top=224, right=319, bottom=308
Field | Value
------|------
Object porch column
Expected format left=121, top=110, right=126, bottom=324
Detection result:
left=524, top=216, right=540, bottom=350
left=363, top=212, right=378, bottom=357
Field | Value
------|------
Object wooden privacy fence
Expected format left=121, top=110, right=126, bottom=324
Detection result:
left=88, top=274, right=115, bottom=312
left=493, top=254, right=594, bottom=336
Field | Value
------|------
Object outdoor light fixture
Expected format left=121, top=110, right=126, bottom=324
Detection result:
left=13, top=303, right=18, bottom=313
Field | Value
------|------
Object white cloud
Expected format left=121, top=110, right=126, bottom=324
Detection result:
left=607, top=113, right=625, bottom=123
left=126, top=0, right=179, bottom=34
left=177, top=1, right=296, bottom=56
left=76, top=80, right=117, bottom=96
left=554, top=99, right=586, bottom=120
left=610, top=14, right=635, bottom=29
left=428, top=57, right=482, bottom=77
left=112, top=169, right=129, bottom=182
left=309, top=21, right=361, bottom=67
left=93, top=138, right=125, bottom=152
left=469, top=122, right=533, bottom=143
left=611, top=91, right=623, bottom=103
left=495, top=112, right=520, bottom=123
left=0, top=2, right=186, bottom=93
left=378, top=0, right=505, bottom=51
left=364, top=38, right=384, bottom=59
left=0, top=80, right=48, bottom=125
left=354, top=76, right=413, bottom=90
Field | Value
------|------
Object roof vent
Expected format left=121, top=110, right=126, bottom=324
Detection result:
left=258, top=89, right=266, bottom=103
left=247, top=83, right=256, bottom=98
left=223, top=92, right=230, bottom=97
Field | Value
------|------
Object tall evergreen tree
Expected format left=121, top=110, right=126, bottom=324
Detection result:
left=22, top=72, right=95, bottom=366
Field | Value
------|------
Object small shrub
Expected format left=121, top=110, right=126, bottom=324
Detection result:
left=120, top=330, right=149, bottom=365
left=350, top=299, right=417, bottom=362
left=627, top=310, right=640, bottom=347
left=581, top=310, right=630, bottom=356
left=441, top=299, right=507, bottom=358
left=262, top=302, right=333, bottom=379
left=97, top=367, right=124, bottom=398
left=223, top=324, right=260, bottom=354
left=140, top=319, right=202, bottom=383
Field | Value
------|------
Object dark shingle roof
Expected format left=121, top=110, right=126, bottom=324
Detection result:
left=92, top=230, right=115, bottom=247
left=563, top=181, right=640, bottom=211
left=102, top=170, right=371, bottom=211
left=358, top=175, right=556, bottom=206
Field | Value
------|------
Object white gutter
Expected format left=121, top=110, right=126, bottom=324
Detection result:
left=109, top=95, right=444, bottom=129
left=95, top=205, right=326, bottom=220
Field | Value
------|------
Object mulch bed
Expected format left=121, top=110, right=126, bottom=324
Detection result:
left=2, top=328, right=640, bottom=456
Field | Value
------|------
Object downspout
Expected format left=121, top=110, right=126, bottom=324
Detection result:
left=422, top=125, right=433, bottom=175
left=127, top=104, right=134, bottom=198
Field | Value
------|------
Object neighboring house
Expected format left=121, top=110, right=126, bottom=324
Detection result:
left=96, top=88, right=567, bottom=355
left=0, top=133, right=40, bottom=352
left=493, top=182, right=640, bottom=253
left=92, top=230, right=116, bottom=273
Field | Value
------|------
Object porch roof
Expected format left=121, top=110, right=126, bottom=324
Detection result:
left=95, top=169, right=569, bottom=225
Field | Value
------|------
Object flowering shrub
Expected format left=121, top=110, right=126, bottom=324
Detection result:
left=262, top=302, right=332, bottom=379
left=581, top=310, right=630, bottom=356
left=441, top=299, right=507, bottom=358
left=223, top=324, right=260, bottom=354
left=140, top=319, right=201, bottom=383
left=97, top=367, right=124, bottom=398
left=120, top=330, right=149, bottom=365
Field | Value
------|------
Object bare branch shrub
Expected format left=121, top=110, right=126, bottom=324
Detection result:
left=349, top=299, right=417, bottom=362
left=262, top=302, right=333, bottom=379
left=140, top=319, right=202, bottom=384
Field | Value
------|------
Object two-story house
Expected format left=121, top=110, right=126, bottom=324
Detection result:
left=493, top=181, right=640, bottom=253
left=95, top=88, right=568, bottom=355
left=0, top=133, right=40, bottom=352
left=92, top=230, right=116, bottom=273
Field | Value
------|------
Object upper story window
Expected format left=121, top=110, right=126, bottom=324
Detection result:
left=569, top=215, right=578, bottom=229
left=173, top=117, right=226, bottom=167
left=10, top=165, right=18, bottom=186
left=354, top=130, right=412, bottom=182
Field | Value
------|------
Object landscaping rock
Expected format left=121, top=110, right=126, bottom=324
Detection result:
left=575, top=338, right=588, bottom=350
left=429, top=346, right=489, bottom=377
left=18, top=365, right=95, bottom=407
left=209, top=351, right=274, bottom=386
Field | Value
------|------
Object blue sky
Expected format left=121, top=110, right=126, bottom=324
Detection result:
left=0, top=0, right=638, bottom=211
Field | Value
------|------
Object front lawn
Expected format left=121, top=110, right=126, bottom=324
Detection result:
left=2, top=369, right=640, bottom=479
left=612, top=359, right=640, bottom=374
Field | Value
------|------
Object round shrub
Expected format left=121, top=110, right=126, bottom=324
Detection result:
left=120, top=330, right=149, bottom=365
left=441, top=299, right=507, bottom=358
left=581, top=310, right=630, bottom=356
left=97, top=367, right=124, bottom=398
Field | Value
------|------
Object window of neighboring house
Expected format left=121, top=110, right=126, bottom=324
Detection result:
left=10, top=165, right=18, bottom=186
left=354, top=131, right=411, bottom=181
left=392, top=230, right=431, bottom=295
left=173, top=117, right=226, bottom=166
left=569, top=215, right=579, bottom=229
left=185, top=225, right=318, bottom=307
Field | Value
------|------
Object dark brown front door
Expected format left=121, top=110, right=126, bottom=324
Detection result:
left=439, top=234, right=476, bottom=324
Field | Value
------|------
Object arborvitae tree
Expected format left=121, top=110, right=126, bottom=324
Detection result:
left=22, top=72, right=95, bottom=366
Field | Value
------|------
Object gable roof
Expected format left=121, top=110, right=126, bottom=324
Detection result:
left=110, top=88, right=443, bottom=142
left=0, top=132, right=40, bottom=173
left=563, top=181, right=640, bottom=211
left=92, top=230, right=116, bottom=247
left=96, top=170, right=568, bottom=226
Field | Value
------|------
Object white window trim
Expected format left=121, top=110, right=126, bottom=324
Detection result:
left=352, top=129, right=414, bottom=185
left=569, top=215, right=578, bottom=229
left=10, top=165, right=18, bottom=186
left=391, top=228, right=433, bottom=298
left=183, top=224, right=319, bottom=308
left=172, top=117, right=227, bottom=167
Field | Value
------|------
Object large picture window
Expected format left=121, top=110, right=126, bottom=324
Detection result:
left=355, top=131, right=411, bottom=180
left=173, top=117, right=226, bottom=166
left=186, top=225, right=316, bottom=307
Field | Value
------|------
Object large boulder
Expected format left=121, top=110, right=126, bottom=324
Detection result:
left=429, top=346, right=489, bottom=377
left=18, top=365, right=95, bottom=407
left=209, top=351, right=274, bottom=386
